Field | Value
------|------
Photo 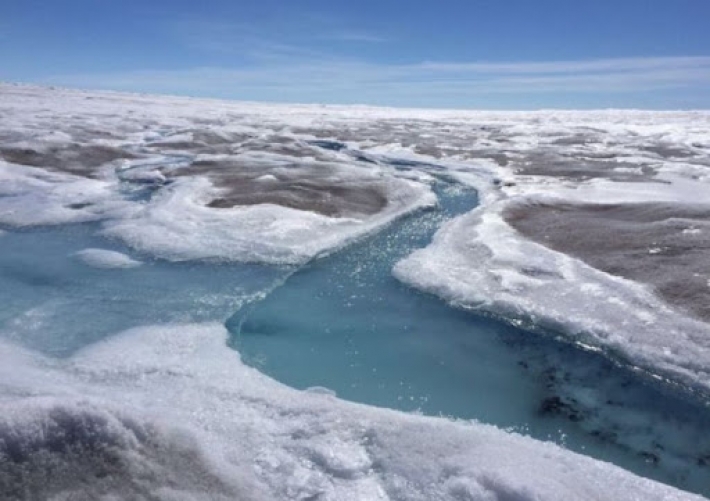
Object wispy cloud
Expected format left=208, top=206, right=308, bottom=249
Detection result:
left=45, top=55, right=710, bottom=108
left=168, top=16, right=385, bottom=64
left=418, top=56, right=710, bottom=75
left=322, top=31, right=388, bottom=43
left=168, top=19, right=332, bottom=61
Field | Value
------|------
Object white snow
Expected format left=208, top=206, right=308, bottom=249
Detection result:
left=0, top=161, right=123, bottom=226
left=101, top=175, right=435, bottom=264
left=0, top=85, right=436, bottom=265
left=0, top=323, right=701, bottom=501
left=74, top=248, right=143, bottom=269
left=393, top=202, right=710, bottom=392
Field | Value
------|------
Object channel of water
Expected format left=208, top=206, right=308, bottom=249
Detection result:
left=0, top=170, right=708, bottom=496
left=230, top=179, right=710, bottom=496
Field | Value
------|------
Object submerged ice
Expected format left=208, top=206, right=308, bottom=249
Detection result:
left=2, top=83, right=710, bottom=499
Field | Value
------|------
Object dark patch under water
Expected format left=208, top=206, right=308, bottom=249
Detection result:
left=307, top=140, right=347, bottom=152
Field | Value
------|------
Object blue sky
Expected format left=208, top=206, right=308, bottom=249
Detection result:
left=1, top=0, right=709, bottom=109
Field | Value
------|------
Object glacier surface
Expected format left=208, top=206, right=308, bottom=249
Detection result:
left=2, top=83, right=710, bottom=499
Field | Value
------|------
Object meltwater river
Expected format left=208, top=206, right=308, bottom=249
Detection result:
left=1, top=179, right=709, bottom=496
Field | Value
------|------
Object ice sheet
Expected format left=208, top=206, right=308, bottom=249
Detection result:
left=3, top=83, right=710, bottom=498
left=0, top=323, right=701, bottom=501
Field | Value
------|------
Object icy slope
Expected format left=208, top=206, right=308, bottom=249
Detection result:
left=0, top=324, right=703, bottom=501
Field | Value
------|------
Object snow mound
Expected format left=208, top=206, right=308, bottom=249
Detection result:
left=102, top=176, right=435, bottom=264
left=394, top=195, right=710, bottom=394
left=0, top=323, right=701, bottom=501
left=74, top=248, right=143, bottom=269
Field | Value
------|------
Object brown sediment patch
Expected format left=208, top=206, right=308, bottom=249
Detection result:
left=293, top=123, right=516, bottom=166
left=147, top=133, right=337, bottom=161
left=0, top=145, right=137, bottom=178
left=574, top=151, right=624, bottom=160
left=147, top=141, right=215, bottom=151
left=504, top=201, right=710, bottom=322
left=512, top=152, right=658, bottom=182
left=238, top=136, right=330, bottom=159
left=551, top=134, right=600, bottom=146
left=292, top=124, right=465, bottom=152
left=64, top=125, right=123, bottom=141
left=146, top=130, right=253, bottom=154
left=172, top=160, right=388, bottom=217
left=461, top=150, right=510, bottom=166
left=413, top=144, right=510, bottom=166
left=290, top=127, right=339, bottom=139
left=641, top=144, right=696, bottom=159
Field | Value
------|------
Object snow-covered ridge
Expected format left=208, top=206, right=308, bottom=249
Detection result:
left=0, top=323, right=702, bottom=501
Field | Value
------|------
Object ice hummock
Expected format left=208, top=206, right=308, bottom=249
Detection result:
left=0, top=323, right=702, bottom=501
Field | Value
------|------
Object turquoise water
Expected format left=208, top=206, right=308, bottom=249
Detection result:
left=1, top=180, right=709, bottom=496
left=229, top=181, right=710, bottom=496
left=0, top=224, right=288, bottom=356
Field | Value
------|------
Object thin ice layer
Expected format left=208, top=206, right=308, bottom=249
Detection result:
left=0, top=324, right=702, bottom=501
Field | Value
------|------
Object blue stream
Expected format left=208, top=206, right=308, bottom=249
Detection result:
left=229, top=180, right=710, bottom=496
left=0, top=179, right=709, bottom=496
left=0, top=224, right=288, bottom=355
